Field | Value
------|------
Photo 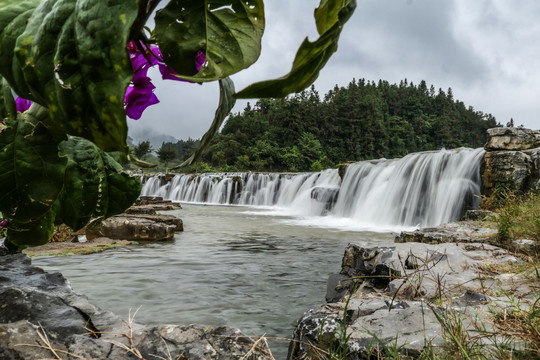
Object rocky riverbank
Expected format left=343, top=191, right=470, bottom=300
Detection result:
left=0, top=247, right=271, bottom=360
left=287, top=218, right=539, bottom=359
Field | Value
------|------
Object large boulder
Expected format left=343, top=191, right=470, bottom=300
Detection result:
left=0, top=250, right=270, bottom=360
left=482, top=150, right=533, bottom=194
left=86, top=214, right=182, bottom=241
left=484, top=127, right=540, bottom=151
left=482, top=127, right=540, bottom=195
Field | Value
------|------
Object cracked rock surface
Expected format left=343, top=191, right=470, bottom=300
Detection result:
left=288, top=241, right=534, bottom=360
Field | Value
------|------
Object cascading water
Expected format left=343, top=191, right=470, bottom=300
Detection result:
left=141, top=147, right=485, bottom=228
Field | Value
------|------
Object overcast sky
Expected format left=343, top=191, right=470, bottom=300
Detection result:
left=128, top=0, right=540, bottom=143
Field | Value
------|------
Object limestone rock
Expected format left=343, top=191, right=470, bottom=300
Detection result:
left=481, top=127, right=540, bottom=195
left=124, top=205, right=158, bottom=215
left=484, top=127, right=540, bottom=151
left=0, top=252, right=270, bottom=360
left=482, top=150, right=533, bottom=195
left=86, top=214, right=182, bottom=241
left=395, top=221, right=497, bottom=245
left=136, top=196, right=182, bottom=210
left=511, top=239, right=540, bottom=255
left=290, top=242, right=531, bottom=360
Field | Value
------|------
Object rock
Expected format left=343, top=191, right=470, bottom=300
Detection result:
left=462, top=209, right=497, bottom=221
left=127, top=213, right=183, bottom=232
left=511, top=239, right=540, bottom=255
left=395, top=221, right=497, bottom=245
left=124, top=205, right=158, bottom=215
left=86, top=214, right=182, bottom=241
left=0, top=252, right=270, bottom=360
left=289, top=242, right=531, bottom=359
left=50, top=224, right=78, bottom=243
left=136, top=196, right=182, bottom=210
left=484, top=127, right=540, bottom=151
left=482, top=150, right=534, bottom=195
left=481, top=127, right=540, bottom=196
left=311, top=186, right=340, bottom=213
left=22, top=238, right=135, bottom=257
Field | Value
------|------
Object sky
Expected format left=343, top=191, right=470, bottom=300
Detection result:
left=128, top=0, right=540, bottom=143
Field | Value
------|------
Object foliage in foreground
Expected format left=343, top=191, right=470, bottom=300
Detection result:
left=0, top=0, right=356, bottom=251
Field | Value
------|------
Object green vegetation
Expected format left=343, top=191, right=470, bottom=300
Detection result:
left=161, top=79, right=498, bottom=172
left=495, top=191, right=540, bottom=247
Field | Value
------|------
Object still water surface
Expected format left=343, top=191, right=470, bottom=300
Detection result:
left=34, top=204, right=395, bottom=357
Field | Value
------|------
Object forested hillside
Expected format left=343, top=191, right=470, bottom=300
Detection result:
left=165, top=78, right=498, bottom=172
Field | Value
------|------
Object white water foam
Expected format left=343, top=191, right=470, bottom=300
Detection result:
left=141, top=148, right=485, bottom=229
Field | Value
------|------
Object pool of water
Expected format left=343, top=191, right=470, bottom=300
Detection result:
left=34, top=203, right=396, bottom=358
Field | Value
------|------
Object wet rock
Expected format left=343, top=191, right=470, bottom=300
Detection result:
left=86, top=214, right=182, bottom=241
left=484, top=127, right=540, bottom=151
left=0, top=251, right=270, bottom=360
left=311, top=186, right=340, bottom=213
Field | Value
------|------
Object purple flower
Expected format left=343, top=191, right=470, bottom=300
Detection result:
left=15, top=97, right=31, bottom=113
left=124, top=76, right=159, bottom=120
left=0, top=220, right=6, bottom=228
left=124, top=41, right=205, bottom=120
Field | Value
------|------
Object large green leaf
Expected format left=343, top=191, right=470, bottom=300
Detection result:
left=15, top=0, right=75, bottom=107
left=14, top=0, right=58, bottom=105
left=0, top=77, right=16, bottom=120
left=72, top=0, right=138, bottom=152
left=57, top=136, right=141, bottom=230
left=315, top=0, right=351, bottom=35
left=173, top=77, right=236, bottom=168
left=0, top=105, right=67, bottom=223
left=155, top=0, right=264, bottom=81
left=1, top=0, right=138, bottom=152
left=0, top=1, right=39, bottom=102
left=234, top=0, right=356, bottom=98
left=6, top=210, right=56, bottom=250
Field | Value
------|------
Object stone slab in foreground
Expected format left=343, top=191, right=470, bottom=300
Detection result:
left=0, top=249, right=270, bottom=360
left=288, top=242, right=534, bottom=359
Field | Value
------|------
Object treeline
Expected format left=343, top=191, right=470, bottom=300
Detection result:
left=166, top=78, right=498, bottom=172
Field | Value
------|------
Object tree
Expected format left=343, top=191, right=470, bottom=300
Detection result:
left=506, top=118, right=515, bottom=127
left=157, top=144, right=177, bottom=172
left=0, top=0, right=356, bottom=251
left=134, top=140, right=153, bottom=159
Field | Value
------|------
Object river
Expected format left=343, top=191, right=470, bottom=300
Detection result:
left=34, top=148, right=484, bottom=358
left=34, top=203, right=395, bottom=358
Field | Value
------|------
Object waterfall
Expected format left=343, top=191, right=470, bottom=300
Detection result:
left=141, top=147, right=485, bottom=228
